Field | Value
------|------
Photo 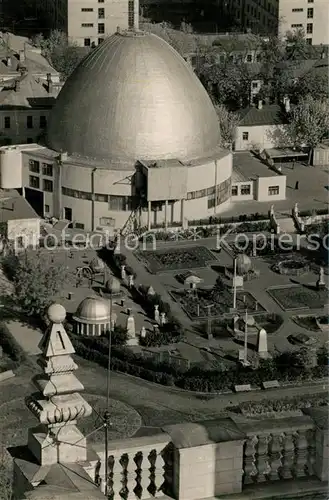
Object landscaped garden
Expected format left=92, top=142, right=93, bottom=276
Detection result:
left=292, top=315, right=322, bottom=332
left=234, top=393, right=329, bottom=417
left=267, top=285, right=328, bottom=311
left=170, top=286, right=264, bottom=319
left=136, top=246, right=217, bottom=273
left=272, top=259, right=309, bottom=276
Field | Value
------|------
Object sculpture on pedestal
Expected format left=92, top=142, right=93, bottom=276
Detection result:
left=126, top=312, right=137, bottom=346
left=317, top=267, right=326, bottom=290
left=154, top=304, right=160, bottom=323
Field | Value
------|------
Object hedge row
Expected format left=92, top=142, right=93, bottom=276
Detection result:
left=71, top=332, right=328, bottom=392
left=97, top=248, right=136, bottom=280
left=0, top=322, right=27, bottom=364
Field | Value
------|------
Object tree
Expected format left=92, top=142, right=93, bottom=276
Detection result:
left=13, top=254, right=70, bottom=317
left=110, top=325, right=128, bottom=346
left=284, top=29, right=317, bottom=61
left=293, top=70, right=329, bottom=102
left=286, top=96, right=329, bottom=163
left=215, top=104, right=239, bottom=149
left=31, top=30, right=89, bottom=81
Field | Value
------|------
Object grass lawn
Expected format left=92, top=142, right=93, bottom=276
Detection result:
left=267, top=285, right=328, bottom=311
left=136, top=246, right=217, bottom=273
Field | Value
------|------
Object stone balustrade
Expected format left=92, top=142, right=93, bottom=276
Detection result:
left=84, top=409, right=328, bottom=500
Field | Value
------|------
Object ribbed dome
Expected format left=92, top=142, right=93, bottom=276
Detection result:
left=46, top=30, right=221, bottom=163
left=73, top=296, right=113, bottom=324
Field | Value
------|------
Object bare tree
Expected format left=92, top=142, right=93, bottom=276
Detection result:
left=215, top=104, right=239, bottom=149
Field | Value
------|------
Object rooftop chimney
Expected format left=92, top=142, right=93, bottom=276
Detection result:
left=321, top=50, right=325, bottom=59
left=19, top=49, right=25, bottom=63
left=116, top=26, right=121, bottom=34
left=257, top=99, right=263, bottom=110
left=46, top=72, right=53, bottom=94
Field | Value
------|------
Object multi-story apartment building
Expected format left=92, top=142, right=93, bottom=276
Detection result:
left=38, top=0, right=140, bottom=46
left=279, top=0, right=329, bottom=45
left=222, top=0, right=279, bottom=35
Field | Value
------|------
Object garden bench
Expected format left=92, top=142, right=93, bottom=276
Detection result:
left=262, top=380, right=280, bottom=389
left=234, top=384, right=252, bottom=392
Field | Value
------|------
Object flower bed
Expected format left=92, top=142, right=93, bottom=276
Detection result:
left=170, top=288, right=264, bottom=319
left=136, top=246, right=217, bottom=273
left=238, top=393, right=329, bottom=416
left=267, top=285, right=328, bottom=311
left=292, top=315, right=322, bottom=332
left=273, top=259, right=309, bottom=276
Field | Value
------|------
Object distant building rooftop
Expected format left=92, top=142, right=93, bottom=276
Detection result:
left=0, top=72, right=59, bottom=108
left=0, top=189, right=39, bottom=221
left=238, top=104, right=288, bottom=127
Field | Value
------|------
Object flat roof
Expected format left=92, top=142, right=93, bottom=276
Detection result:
left=232, top=151, right=281, bottom=182
left=266, top=148, right=308, bottom=159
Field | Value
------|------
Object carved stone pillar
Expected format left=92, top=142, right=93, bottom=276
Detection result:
left=164, top=200, right=168, bottom=229
left=244, top=435, right=258, bottom=484
left=139, top=452, right=151, bottom=500
left=280, top=432, right=295, bottom=479
left=126, top=455, right=137, bottom=500
left=148, top=201, right=151, bottom=231
left=111, top=458, right=124, bottom=499
left=255, top=435, right=270, bottom=482
left=306, top=428, right=316, bottom=476
left=154, top=451, right=165, bottom=497
left=268, top=433, right=283, bottom=481
left=292, top=430, right=309, bottom=478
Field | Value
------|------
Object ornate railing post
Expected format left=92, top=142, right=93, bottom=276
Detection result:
left=244, top=435, right=258, bottom=484
left=280, top=432, right=295, bottom=479
left=255, top=434, right=270, bottom=482
left=267, top=433, right=283, bottom=481
left=292, top=430, right=309, bottom=478
left=126, top=453, right=138, bottom=500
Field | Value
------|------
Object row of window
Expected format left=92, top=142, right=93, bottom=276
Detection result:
left=207, top=179, right=231, bottom=209
left=292, top=7, right=313, bottom=17
left=84, top=37, right=104, bottom=46
left=29, top=159, right=53, bottom=176
left=81, top=7, right=104, bottom=17
left=30, top=175, right=53, bottom=192
left=81, top=22, right=105, bottom=33
left=62, top=187, right=134, bottom=211
left=291, top=23, right=313, bottom=34
left=231, top=184, right=280, bottom=196
left=3, top=116, right=46, bottom=129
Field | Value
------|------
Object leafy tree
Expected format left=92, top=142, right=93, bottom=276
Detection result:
left=31, top=30, right=89, bottom=81
left=109, top=325, right=128, bottom=346
left=286, top=96, right=329, bottom=163
left=284, top=29, right=317, bottom=61
left=293, top=70, right=328, bottom=102
left=13, top=253, right=70, bottom=317
left=215, top=104, right=239, bottom=149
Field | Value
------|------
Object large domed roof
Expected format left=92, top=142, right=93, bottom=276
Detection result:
left=46, top=30, right=221, bottom=163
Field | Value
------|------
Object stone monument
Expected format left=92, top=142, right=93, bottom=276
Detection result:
left=317, top=267, right=326, bottom=290
left=121, top=265, right=126, bottom=281
left=140, top=326, right=146, bottom=338
left=126, top=312, right=137, bottom=346
left=257, top=328, right=270, bottom=359
left=154, top=304, right=160, bottom=323
left=128, top=274, right=134, bottom=288
left=160, top=312, right=166, bottom=326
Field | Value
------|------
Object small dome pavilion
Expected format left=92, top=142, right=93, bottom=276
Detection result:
left=73, top=296, right=117, bottom=336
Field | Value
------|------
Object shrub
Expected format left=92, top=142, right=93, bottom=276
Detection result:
left=0, top=322, right=27, bottom=364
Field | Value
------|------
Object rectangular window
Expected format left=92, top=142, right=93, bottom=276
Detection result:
left=27, top=138, right=33, bottom=143
left=306, top=38, right=313, bottom=45
left=308, top=0, right=313, bottom=2
left=307, top=7, right=313, bottom=17
left=44, top=204, right=50, bottom=213
left=252, top=81, right=258, bottom=89
left=84, top=38, right=91, bottom=46
left=26, top=116, right=33, bottom=128
left=29, top=159, right=40, bottom=173
left=99, top=217, right=115, bottom=227
left=268, top=185, right=279, bottom=196
left=98, top=0, right=104, bottom=2
left=246, top=54, right=252, bottom=62
left=242, top=132, right=249, bottom=141
left=95, top=193, right=108, bottom=202
left=241, top=184, right=251, bottom=195
left=128, top=0, right=134, bottom=28
left=98, top=7, right=104, bottom=18
left=43, top=179, right=53, bottom=192
left=81, top=23, right=94, bottom=27
left=75, top=222, right=85, bottom=229
left=40, top=115, right=47, bottom=128
left=109, top=195, right=131, bottom=211
left=4, top=116, right=10, bottom=128
left=81, top=7, right=93, bottom=11
left=29, top=175, right=40, bottom=189
left=292, top=8, right=303, bottom=12
left=306, top=23, right=313, bottom=34
left=291, top=24, right=303, bottom=28
left=98, top=23, right=105, bottom=34
left=231, top=185, right=238, bottom=196
left=42, top=163, right=53, bottom=176
left=98, top=38, right=104, bottom=44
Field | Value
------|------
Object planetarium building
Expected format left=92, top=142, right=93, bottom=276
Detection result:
left=0, top=30, right=232, bottom=233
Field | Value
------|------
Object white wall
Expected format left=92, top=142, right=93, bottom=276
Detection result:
left=279, top=0, right=329, bottom=45
left=235, top=124, right=288, bottom=151
left=256, top=175, right=286, bottom=202
left=231, top=181, right=254, bottom=202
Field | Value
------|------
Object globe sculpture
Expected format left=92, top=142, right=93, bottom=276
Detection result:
left=236, top=254, right=252, bottom=275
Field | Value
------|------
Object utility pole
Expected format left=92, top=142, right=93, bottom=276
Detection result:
left=233, top=257, right=237, bottom=310
left=243, top=308, right=249, bottom=366
left=104, top=292, right=113, bottom=497
left=205, top=304, right=214, bottom=339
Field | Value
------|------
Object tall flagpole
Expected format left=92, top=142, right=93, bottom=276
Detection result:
left=233, top=257, right=237, bottom=310
left=244, top=308, right=248, bottom=365
left=104, top=291, right=112, bottom=497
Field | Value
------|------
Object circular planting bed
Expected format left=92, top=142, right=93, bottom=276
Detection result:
left=273, top=260, right=309, bottom=276
left=0, top=394, right=141, bottom=447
